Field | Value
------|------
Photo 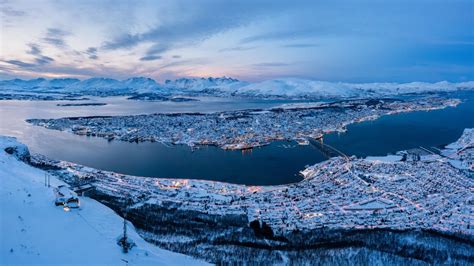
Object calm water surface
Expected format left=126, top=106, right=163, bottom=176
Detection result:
left=0, top=94, right=473, bottom=185
left=325, top=93, right=474, bottom=156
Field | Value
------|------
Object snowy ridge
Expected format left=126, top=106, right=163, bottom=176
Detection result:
left=164, top=76, right=245, bottom=92
left=235, top=78, right=474, bottom=99
left=0, top=77, right=166, bottom=95
left=0, top=136, right=207, bottom=265
left=236, top=79, right=362, bottom=98
left=2, top=76, right=473, bottom=99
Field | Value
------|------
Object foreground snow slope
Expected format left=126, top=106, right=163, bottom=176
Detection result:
left=0, top=136, right=207, bottom=265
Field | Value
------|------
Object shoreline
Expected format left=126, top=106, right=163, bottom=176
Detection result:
left=27, top=97, right=461, bottom=150
left=25, top=127, right=474, bottom=263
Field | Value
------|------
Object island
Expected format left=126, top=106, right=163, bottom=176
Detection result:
left=28, top=97, right=460, bottom=150
left=57, top=103, right=107, bottom=107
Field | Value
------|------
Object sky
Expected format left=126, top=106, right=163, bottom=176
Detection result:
left=0, top=0, right=473, bottom=82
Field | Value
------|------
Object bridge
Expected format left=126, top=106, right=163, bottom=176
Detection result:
left=308, top=138, right=349, bottom=161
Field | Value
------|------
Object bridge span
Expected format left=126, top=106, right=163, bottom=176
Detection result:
left=308, top=138, right=349, bottom=161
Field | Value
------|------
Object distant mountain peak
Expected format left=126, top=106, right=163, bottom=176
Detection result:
left=124, top=77, right=156, bottom=82
left=1, top=76, right=473, bottom=99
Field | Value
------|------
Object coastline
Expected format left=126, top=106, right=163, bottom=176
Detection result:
left=23, top=127, right=474, bottom=263
left=27, top=97, right=460, bottom=150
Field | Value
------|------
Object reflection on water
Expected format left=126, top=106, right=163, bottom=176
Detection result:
left=325, top=93, right=474, bottom=156
left=0, top=96, right=320, bottom=185
left=0, top=94, right=473, bottom=185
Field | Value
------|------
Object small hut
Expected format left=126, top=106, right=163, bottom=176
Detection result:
left=54, top=185, right=80, bottom=208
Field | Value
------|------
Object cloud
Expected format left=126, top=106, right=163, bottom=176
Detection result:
left=252, top=62, right=290, bottom=67
left=0, top=1, right=26, bottom=27
left=240, top=29, right=320, bottom=44
left=2, top=0, right=473, bottom=82
left=140, top=55, right=162, bottom=61
left=34, top=64, right=127, bottom=78
left=159, top=58, right=208, bottom=70
left=34, top=56, right=54, bottom=65
left=103, top=33, right=138, bottom=50
left=134, top=43, right=170, bottom=61
left=1, top=60, right=140, bottom=79
left=3, top=55, right=54, bottom=68
left=26, top=44, right=55, bottom=65
left=282, top=43, right=319, bottom=48
left=26, top=43, right=42, bottom=56
left=3, top=43, right=55, bottom=68
left=147, top=43, right=170, bottom=54
left=101, top=1, right=289, bottom=55
left=85, top=47, right=99, bottom=60
left=3, top=60, right=36, bottom=68
left=1, top=5, right=25, bottom=17
left=43, top=28, right=71, bottom=48
left=219, top=46, right=257, bottom=52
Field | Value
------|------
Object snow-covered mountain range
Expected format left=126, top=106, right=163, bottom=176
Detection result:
left=235, top=78, right=474, bottom=99
left=0, top=77, right=166, bottom=95
left=1, top=76, right=473, bottom=99
left=164, top=76, right=245, bottom=91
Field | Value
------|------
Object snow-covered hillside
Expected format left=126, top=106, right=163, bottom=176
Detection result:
left=1, top=76, right=473, bottom=99
left=0, top=136, right=207, bottom=265
left=442, top=128, right=474, bottom=170
left=236, top=79, right=361, bottom=98
left=163, top=77, right=247, bottom=94
left=235, top=78, right=474, bottom=99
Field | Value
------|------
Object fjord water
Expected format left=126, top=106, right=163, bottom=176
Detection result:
left=0, top=93, right=473, bottom=185
left=324, top=92, right=474, bottom=156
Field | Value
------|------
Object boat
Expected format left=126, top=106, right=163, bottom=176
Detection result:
left=296, top=138, right=310, bottom=145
